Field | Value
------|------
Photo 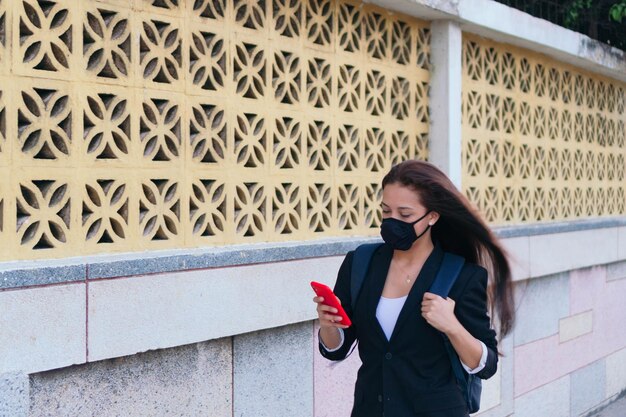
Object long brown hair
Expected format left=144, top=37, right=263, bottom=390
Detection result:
left=382, top=160, right=515, bottom=337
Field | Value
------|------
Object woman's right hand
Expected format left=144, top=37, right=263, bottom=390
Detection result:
left=313, top=296, right=350, bottom=329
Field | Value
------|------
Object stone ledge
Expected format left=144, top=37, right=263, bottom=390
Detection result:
left=495, top=217, right=626, bottom=239
left=1, top=217, right=625, bottom=290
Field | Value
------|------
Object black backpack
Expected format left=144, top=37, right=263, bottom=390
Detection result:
left=350, top=243, right=482, bottom=413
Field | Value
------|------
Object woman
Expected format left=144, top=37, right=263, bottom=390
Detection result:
left=314, top=160, right=514, bottom=417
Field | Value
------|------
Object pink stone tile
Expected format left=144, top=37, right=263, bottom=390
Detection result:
left=569, top=267, right=604, bottom=315
left=313, top=322, right=361, bottom=417
left=599, top=280, right=626, bottom=345
left=515, top=274, right=626, bottom=397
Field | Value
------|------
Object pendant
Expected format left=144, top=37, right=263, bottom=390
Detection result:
left=406, top=275, right=411, bottom=284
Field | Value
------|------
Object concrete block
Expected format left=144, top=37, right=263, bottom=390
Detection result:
left=529, top=228, right=618, bottom=277
left=618, top=227, right=626, bottom=260
left=559, top=310, right=593, bottom=343
left=29, top=338, right=232, bottom=417
left=513, top=273, right=569, bottom=346
left=569, top=267, right=603, bottom=315
left=606, top=347, right=626, bottom=399
left=429, top=20, right=463, bottom=188
left=515, top=268, right=626, bottom=397
left=313, top=322, right=361, bottom=417
left=606, top=260, right=626, bottom=282
left=88, top=256, right=343, bottom=361
left=0, top=373, right=29, bottom=417
left=234, top=322, right=313, bottom=417
left=0, top=284, right=86, bottom=374
left=571, top=360, right=605, bottom=416
left=514, top=375, right=570, bottom=417
left=479, top=355, right=502, bottom=412
left=501, top=236, right=530, bottom=282
left=474, top=333, right=515, bottom=417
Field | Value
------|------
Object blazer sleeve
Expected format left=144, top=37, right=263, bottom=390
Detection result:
left=318, top=251, right=359, bottom=361
left=455, top=266, right=499, bottom=380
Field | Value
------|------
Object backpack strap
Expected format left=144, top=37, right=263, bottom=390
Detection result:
left=430, top=252, right=482, bottom=413
left=350, top=243, right=383, bottom=311
left=429, top=252, right=465, bottom=298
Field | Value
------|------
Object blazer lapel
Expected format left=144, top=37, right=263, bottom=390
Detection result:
left=364, top=244, right=393, bottom=344
left=388, top=242, right=445, bottom=344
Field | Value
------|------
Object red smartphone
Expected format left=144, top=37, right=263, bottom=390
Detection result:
left=310, top=281, right=352, bottom=327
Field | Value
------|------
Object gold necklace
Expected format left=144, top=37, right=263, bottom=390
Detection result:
left=395, top=261, right=417, bottom=284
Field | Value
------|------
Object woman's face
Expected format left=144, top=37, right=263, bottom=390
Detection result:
left=381, top=183, right=438, bottom=226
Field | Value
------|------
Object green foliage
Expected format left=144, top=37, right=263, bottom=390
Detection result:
left=608, top=0, right=626, bottom=22
left=500, top=0, right=626, bottom=50
left=564, top=0, right=593, bottom=27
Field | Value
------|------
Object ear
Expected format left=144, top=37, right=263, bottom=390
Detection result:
left=428, top=211, right=440, bottom=226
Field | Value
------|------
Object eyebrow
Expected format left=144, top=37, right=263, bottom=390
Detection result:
left=381, top=202, right=415, bottom=210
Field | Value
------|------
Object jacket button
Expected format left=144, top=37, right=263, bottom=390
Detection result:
left=378, top=395, right=383, bottom=402
left=385, top=352, right=392, bottom=360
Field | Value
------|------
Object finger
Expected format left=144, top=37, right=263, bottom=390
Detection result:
left=423, top=292, right=439, bottom=300
left=318, top=304, right=338, bottom=313
left=322, top=320, right=349, bottom=329
left=313, top=296, right=324, bottom=303
left=322, top=313, right=343, bottom=322
left=326, top=320, right=346, bottom=327
left=317, top=309, right=338, bottom=319
left=320, top=315, right=336, bottom=323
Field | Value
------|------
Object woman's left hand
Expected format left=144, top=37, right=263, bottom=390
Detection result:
left=421, top=292, right=461, bottom=335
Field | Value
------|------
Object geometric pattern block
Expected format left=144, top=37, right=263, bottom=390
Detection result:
left=462, top=34, right=626, bottom=225
left=16, top=178, right=72, bottom=250
left=1, top=0, right=430, bottom=260
left=16, top=0, right=74, bottom=76
left=18, top=84, right=72, bottom=162
left=82, top=4, right=132, bottom=83
left=82, top=90, right=132, bottom=163
left=82, top=177, right=130, bottom=246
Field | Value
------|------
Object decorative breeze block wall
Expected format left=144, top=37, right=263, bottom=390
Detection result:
left=462, top=34, right=626, bottom=226
left=0, top=0, right=431, bottom=261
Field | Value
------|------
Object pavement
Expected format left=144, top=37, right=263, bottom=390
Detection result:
left=585, top=393, right=626, bottom=417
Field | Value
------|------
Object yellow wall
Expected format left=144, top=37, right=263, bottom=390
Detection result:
left=462, top=34, right=626, bottom=225
left=0, top=0, right=430, bottom=260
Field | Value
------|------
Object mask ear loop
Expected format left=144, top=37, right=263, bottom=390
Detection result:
left=410, top=209, right=431, bottom=225
left=414, top=223, right=431, bottom=240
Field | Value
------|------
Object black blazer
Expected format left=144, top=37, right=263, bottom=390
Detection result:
left=319, top=243, right=498, bottom=417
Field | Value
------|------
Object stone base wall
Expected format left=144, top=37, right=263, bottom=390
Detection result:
left=22, top=323, right=313, bottom=417
left=2, top=259, right=622, bottom=417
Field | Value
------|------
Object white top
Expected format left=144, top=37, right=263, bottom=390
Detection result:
left=376, top=295, right=408, bottom=341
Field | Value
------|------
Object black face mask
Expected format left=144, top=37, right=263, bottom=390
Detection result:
left=380, top=211, right=431, bottom=251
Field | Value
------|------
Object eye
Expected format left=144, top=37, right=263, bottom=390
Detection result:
left=400, top=214, right=412, bottom=219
